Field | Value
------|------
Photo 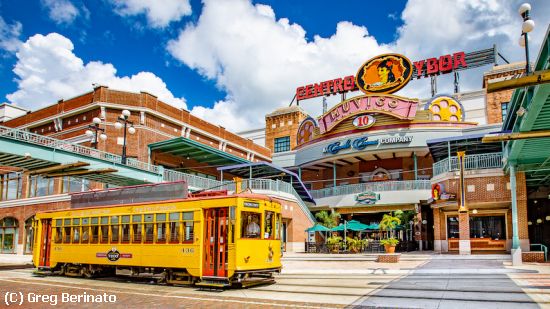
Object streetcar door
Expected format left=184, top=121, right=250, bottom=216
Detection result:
left=39, top=219, right=52, bottom=267
left=203, top=208, right=228, bottom=277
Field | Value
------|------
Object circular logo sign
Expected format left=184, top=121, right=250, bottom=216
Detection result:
left=355, top=53, right=413, bottom=94
left=352, top=114, right=376, bottom=129
left=107, top=249, right=120, bottom=262
left=426, top=94, right=464, bottom=122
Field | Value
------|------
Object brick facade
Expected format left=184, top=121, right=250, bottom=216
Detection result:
left=265, top=106, right=308, bottom=152
left=483, top=63, right=526, bottom=124
left=3, top=87, right=272, bottom=176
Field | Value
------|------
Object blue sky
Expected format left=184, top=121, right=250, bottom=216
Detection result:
left=0, top=0, right=548, bottom=131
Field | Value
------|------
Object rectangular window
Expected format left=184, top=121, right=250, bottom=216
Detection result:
left=81, top=218, right=89, bottom=244
left=110, top=216, right=119, bottom=243
left=470, top=215, right=505, bottom=239
left=169, top=212, right=180, bottom=243
left=72, top=218, right=80, bottom=243
left=54, top=227, right=62, bottom=244
left=501, top=102, right=509, bottom=121
left=132, top=215, right=142, bottom=243
left=241, top=211, right=261, bottom=239
left=100, top=216, right=109, bottom=243
left=274, top=136, right=291, bottom=153
left=90, top=217, right=99, bottom=244
left=156, top=213, right=166, bottom=243
left=275, top=214, right=281, bottom=240
left=121, top=215, right=130, bottom=243
left=144, top=214, right=154, bottom=243
left=183, top=212, right=194, bottom=242
left=447, top=216, right=459, bottom=239
left=264, top=211, right=274, bottom=239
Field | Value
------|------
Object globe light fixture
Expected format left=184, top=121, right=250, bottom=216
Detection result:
left=116, top=109, right=135, bottom=164
left=518, top=3, right=534, bottom=75
left=86, top=117, right=106, bottom=149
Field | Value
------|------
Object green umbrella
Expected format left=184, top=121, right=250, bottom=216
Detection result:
left=305, top=224, right=331, bottom=232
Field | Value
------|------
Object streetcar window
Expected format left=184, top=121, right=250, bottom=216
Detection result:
left=91, top=217, right=98, bottom=225
left=64, top=218, right=70, bottom=226
left=132, top=215, right=142, bottom=243
left=90, top=226, right=98, bottom=243
left=73, top=218, right=80, bottom=225
left=111, top=216, right=119, bottom=243
left=63, top=226, right=71, bottom=243
left=169, top=213, right=180, bottom=243
left=264, top=211, right=274, bottom=239
left=229, top=207, right=236, bottom=243
left=121, top=216, right=130, bottom=243
left=275, top=214, right=281, bottom=240
left=156, top=214, right=166, bottom=222
left=100, top=216, right=109, bottom=243
left=82, top=217, right=89, bottom=243
left=241, top=212, right=261, bottom=239
left=72, top=225, right=80, bottom=243
left=156, top=222, right=166, bottom=243
left=145, top=223, right=154, bottom=243
left=144, top=214, right=154, bottom=243
left=54, top=227, right=62, bottom=244
left=56, top=219, right=62, bottom=227
left=183, top=212, right=194, bottom=242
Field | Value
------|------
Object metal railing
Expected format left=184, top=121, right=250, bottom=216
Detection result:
left=432, top=152, right=503, bottom=177
left=310, top=180, right=431, bottom=199
left=0, top=125, right=160, bottom=174
left=163, top=169, right=223, bottom=189
left=530, top=244, right=548, bottom=261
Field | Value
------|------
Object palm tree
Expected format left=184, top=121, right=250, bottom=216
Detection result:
left=379, top=211, right=402, bottom=238
left=315, top=210, right=341, bottom=228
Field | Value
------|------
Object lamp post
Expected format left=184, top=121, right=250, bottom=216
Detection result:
left=115, top=109, right=136, bottom=164
left=518, top=3, right=535, bottom=75
left=85, top=117, right=107, bottom=149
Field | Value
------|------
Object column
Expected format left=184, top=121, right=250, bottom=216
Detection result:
left=509, top=163, right=522, bottom=265
left=333, top=162, right=336, bottom=188
left=433, top=208, right=442, bottom=252
left=458, top=211, right=471, bottom=255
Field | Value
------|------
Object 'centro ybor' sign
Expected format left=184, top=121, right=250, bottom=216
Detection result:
left=323, top=135, right=413, bottom=154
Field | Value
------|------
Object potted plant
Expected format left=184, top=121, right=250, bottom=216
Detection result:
left=380, top=237, right=399, bottom=253
left=327, top=236, right=342, bottom=253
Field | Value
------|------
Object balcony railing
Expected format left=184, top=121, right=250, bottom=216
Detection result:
left=310, top=180, right=432, bottom=199
left=0, top=126, right=160, bottom=174
left=432, top=152, right=503, bottom=177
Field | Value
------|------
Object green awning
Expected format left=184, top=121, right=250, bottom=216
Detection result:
left=332, top=220, right=370, bottom=231
left=305, top=224, right=331, bottom=232
left=148, top=137, right=250, bottom=167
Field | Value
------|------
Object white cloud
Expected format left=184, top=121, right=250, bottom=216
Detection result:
left=167, top=0, right=550, bottom=132
left=0, top=17, right=22, bottom=53
left=7, top=33, right=187, bottom=110
left=41, top=0, right=80, bottom=25
left=110, top=0, right=192, bottom=28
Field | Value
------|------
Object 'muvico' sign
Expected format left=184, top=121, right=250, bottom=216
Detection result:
left=318, top=94, right=418, bottom=134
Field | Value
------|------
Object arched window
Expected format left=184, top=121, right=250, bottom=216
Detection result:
left=24, top=216, right=34, bottom=254
left=0, top=217, right=19, bottom=254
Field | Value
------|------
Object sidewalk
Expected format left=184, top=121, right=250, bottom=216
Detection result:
left=280, top=251, right=549, bottom=275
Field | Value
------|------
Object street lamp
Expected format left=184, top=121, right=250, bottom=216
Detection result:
left=518, top=3, right=535, bottom=75
left=85, top=117, right=107, bottom=149
left=115, top=109, right=135, bottom=164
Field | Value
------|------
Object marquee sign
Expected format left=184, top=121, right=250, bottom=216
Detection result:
left=352, top=115, right=376, bottom=129
left=295, top=47, right=496, bottom=101
left=322, top=135, right=413, bottom=155
left=318, top=94, right=418, bottom=134
left=355, top=53, right=413, bottom=94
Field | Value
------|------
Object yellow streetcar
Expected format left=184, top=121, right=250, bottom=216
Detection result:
left=32, top=186, right=282, bottom=288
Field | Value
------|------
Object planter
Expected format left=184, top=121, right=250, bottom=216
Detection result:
left=384, top=244, right=396, bottom=253
left=376, top=253, right=401, bottom=263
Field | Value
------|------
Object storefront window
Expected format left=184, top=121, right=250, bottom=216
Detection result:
left=0, top=217, right=18, bottom=253
left=447, top=216, right=459, bottom=238
left=470, top=216, right=505, bottom=240
left=241, top=212, right=261, bottom=239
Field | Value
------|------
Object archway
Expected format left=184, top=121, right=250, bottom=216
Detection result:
left=24, top=216, right=34, bottom=254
